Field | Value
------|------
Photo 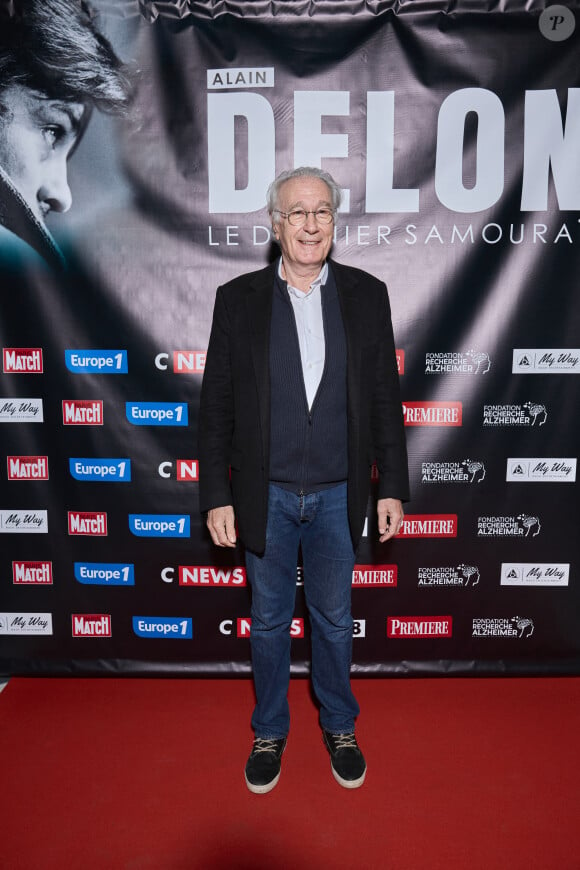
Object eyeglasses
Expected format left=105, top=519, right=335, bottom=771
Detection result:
left=274, top=208, right=336, bottom=227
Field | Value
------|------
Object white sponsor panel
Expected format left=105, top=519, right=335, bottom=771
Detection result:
left=501, top=563, right=570, bottom=586
left=0, top=613, right=53, bottom=635
left=513, top=349, right=580, bottom=373
left=506, top=458, right=576, bottom=482
left=0, top=399, right=43, bottom=422
left=0, top=510, right=48, bottom=533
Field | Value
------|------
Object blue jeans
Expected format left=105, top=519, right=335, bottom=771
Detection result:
left=245, top=482, right=359, bottom=738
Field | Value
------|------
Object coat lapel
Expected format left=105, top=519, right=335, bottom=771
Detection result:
left=331, top=259, right=363, bottom=422
left=245, top=263, right=276, bottom=460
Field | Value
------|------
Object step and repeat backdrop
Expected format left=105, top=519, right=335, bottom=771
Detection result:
left=1, top=0, right=579, bottom=675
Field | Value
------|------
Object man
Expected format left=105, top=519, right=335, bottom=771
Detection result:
left=199, top=166, right=409, bottom=794
left=0, top=0, right=130, bottom=270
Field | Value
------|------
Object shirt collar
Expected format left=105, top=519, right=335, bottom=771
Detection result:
left=278, top=258, right=328, bottom=299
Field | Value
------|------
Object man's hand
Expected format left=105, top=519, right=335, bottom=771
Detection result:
left=377, top=498, right=404, bottom=543
left=206, top=505, right=237, bottom=547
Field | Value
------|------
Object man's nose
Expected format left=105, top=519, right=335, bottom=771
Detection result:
left=38, top=159, right=72, bottom=214
left=303, top=211, right=319, bottom=231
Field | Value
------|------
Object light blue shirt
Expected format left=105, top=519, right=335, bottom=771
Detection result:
left=279, top=259, right=328, bottom=410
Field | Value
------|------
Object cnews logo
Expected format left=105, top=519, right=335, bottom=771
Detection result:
left=154, top=351, right=206, bottom=373
left=75, top=563, right=135, bottom=586
left=176, top=566, right=246, bottom=586
left=158, top=460, right=199, bottom=481
left=387, top=616, right=453, bottom=638
left=62, top=400, right=103, bottom=426
left=3, top=348, right=43, bottom=373
left=129, top=514, right=190, bottom=538
left=69, top=459, right=131, bottom=482
left=7, top=456, right=49, bottom=480
left=65, top=350, right=128, bottom=374
left=132, top=616, right=193, bottom=639
left=403, top=402, right=462, bottom=426
left=13, top=561, right=53, bottom=584
left=126, top=402, right=188, bottom=426
left=68, top=511, right=107, bottom=536
left=220, top=618, right=305, bottom=638
left=397, top=515, right=457, bottom=538
left=72, top=614, right=112, bottom=637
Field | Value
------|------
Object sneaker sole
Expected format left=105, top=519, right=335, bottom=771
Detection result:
left=330, top=763, right=366, bottom=789
left=244, top=769, right=281, bottom=795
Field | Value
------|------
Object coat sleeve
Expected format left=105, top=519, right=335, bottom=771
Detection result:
left=371, top=283, right=410, bottom=503
left=197, top=286, right=235, bottom=513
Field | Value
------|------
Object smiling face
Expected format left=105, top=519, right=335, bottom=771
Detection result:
left=272, top=175, right=335, bottom=285
left=0, top=84, right=85, bottom=226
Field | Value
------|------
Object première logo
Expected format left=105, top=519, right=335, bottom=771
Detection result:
left=387, top=616, right=453, bottom=638
left=352, top=565, right=397, bottom=587
left=403, top=402, right=462, bottom=426
left=68, top=511, right=108, bottom=536
left=397, top=515, right=458, bottom=538
left=3, top=348, right=43, bottom=373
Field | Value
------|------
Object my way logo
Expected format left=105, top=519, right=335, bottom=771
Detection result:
left=69, top=459, right=131, bottom=482
left=402, top=402, right=462, bottom=426
left=425, top=351, right=491, bottom=374
left=65, top=350, right=128, bottom=374
left=478, top=515, right=541, bottom=537
left=75, top=563, right=135, bottom=586
left=500, top=563, right=569, bottom=587
left=483, top=402, right=548, bottom=427
left=133, top=616, right=193, bottom=639
left=62, top=400, right=103, bottom=426
left=126, top=402, right=188, bottom=426
left=68, top=511, right=107, bottom=536
left=129, top=514, right=190, bottom=538
left=0, top=613, right=52, bottom=635
left=513, top=349, right=580, bottom=373
left=418, top=565, right=480, bottom=587
left=422, top=460, right=485, bottom=483
left=3, top=348, right=43, bottom=373
left=0, top=510, right=47, bottom=533
left=13, top=561, right=53, bottom=585
left=0, top=399, right=43, bottom=422
left=154, top=351, right=206, bottom=374
left=7, top=456, right=49, bottom=480
left=397, top=515, right=458, bottom=538
left=507, top=459, right=576, bottom=482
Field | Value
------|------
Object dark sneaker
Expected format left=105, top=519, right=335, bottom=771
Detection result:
left=244, top=737, right=287, bottom=794
left=323, top=731, right=367, bottom=789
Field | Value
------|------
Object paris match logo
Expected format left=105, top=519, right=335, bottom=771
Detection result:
left=7, top=456, right=49, bottom=480
left=62, top=400, right=103, bottom=426
left=68, top=511, right=108, bottom=536
left=3, top=348, right=43, bottom=373
left=13, top=561, right=53, bottom=585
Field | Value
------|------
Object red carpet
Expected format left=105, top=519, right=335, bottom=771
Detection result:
left=1, top=676, right=579, bottom=869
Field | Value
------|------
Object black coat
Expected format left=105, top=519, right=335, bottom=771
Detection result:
left=198, top=258, right=409, bottom=554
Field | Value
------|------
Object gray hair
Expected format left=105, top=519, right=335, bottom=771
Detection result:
left=267, top=166, right=342, bottom=222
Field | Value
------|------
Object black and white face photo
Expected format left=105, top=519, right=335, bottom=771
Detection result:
left=0, top=83, right=85, bottom=227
